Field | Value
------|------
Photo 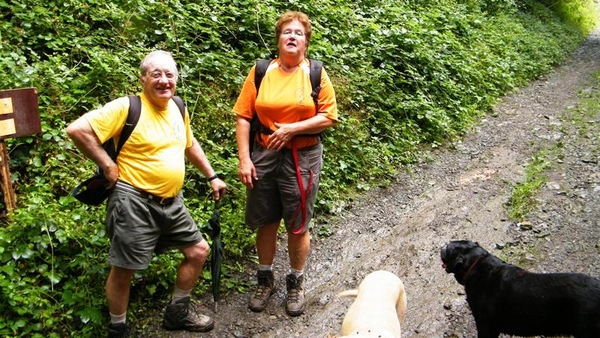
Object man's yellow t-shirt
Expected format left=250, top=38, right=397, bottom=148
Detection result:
left=233, top=58, right=338, bottom=149
left=84, top=93, right=192, bottom=197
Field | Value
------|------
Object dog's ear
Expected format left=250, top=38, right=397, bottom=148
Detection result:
left=451, top=255, right=469, bottom=284
left=448, top=254, right=466, bottom=273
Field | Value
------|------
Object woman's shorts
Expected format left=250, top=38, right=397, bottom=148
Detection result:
left=245, top=143, right=322, bottom=234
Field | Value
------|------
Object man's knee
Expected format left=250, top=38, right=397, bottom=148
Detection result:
left=182, top=240, right=210, bottom=262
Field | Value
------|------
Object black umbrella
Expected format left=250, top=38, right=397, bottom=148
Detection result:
left=204, top=200, right=223, bottom=311
left=72, top=174, right=110, bottom=206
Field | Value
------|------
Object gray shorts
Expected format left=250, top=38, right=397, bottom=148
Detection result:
left=105, top=183, right=204, bottom=270
left=246, top=143, right=322, bottom=233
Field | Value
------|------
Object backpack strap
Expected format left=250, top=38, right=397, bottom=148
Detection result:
left=249, top=59, right=273, bottom=152
left=255, top=59, right=322, bottom=107
left=249, top=59, right=323, bottom=151
left=113, top=95, right=185, bottom=160
left=172, top=95, right=186, bottom=118
left=112, top=96, right=142, bottom=159
left=254, top=59, right=272, bottom=94
left=308, top=59, right=323, bottom=113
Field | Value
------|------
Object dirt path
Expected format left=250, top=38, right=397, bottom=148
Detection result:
left=147, top=30, right=600, bottom=338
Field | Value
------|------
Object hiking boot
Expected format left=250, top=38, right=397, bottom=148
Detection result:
left=248, top=270, right=275, bottom=312
left=162, top=296, right=214, bottom=332
left=107, top=322, right=130, bottom=338
left=285, top=273, right=305, bottom=316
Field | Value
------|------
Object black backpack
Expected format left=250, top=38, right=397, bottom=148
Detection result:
left=249, top=59, right=323, bottom=152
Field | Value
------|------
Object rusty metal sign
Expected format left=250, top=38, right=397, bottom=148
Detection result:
left=0, top=87, right=41, bottom=140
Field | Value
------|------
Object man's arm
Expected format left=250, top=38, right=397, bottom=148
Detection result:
left=66, top=117, right=119, bottom=187
left=185, top=137, right=226, bottom=200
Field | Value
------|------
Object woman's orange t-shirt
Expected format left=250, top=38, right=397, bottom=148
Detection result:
left=233, top=58, right=338, bottom=149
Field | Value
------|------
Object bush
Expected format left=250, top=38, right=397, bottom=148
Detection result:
left=0, top=0, right=593, bottom=335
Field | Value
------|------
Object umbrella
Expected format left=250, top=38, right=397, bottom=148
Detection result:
left=204, top=200, right=223, bottom=312
left=72, top=174, right=110, bottom=206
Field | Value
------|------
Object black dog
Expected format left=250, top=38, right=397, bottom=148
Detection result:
left=440, top=240, right=600, bottom=338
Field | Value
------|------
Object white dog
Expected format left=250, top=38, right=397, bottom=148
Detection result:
left=332, top=270, right=407, bottom=338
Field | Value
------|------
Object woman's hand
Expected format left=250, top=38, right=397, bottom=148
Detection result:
left=267, top=122, right=295, bottom=151
left=238, top=157, right=257, bottom=189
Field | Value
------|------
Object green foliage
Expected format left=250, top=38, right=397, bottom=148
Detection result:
left=535, top=0, right=599, bottom=34
left=0, top=0, right=595, bottom=336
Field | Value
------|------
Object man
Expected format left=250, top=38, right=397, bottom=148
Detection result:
left=67, top=50, right=226, bottom=337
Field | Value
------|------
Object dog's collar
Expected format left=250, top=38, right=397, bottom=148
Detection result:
left=461, top=254, right=487, bottom=282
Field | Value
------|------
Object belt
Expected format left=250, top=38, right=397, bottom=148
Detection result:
left=115, top=181, right=177, bottom=206
left=256, top=142, right=322, bottom=152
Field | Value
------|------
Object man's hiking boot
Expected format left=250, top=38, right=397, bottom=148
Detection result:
left=162, top=296, right=214, bottom=332
left=285, top=273, right=305, bottom=316
left=107, top=322, right=130, bottom=338
left=249, top=270, right=275, bottom=312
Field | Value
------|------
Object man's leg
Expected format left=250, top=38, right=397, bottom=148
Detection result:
left=162, top=240, right=214, bottom=332
left=106, top=266, right=134, bottom=337
left=106, top=266, right=135, bottom=317
left=175, top=240, right=210, bottom=290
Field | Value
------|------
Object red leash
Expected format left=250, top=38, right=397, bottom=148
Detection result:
left=291, top=139, right=314, bottom=235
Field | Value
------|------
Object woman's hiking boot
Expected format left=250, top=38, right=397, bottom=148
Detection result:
left=249, top=270, right=275, bottom=312
left=285, top=273, right=305, bottom=316
left=162, top=296, right=214, bottom=332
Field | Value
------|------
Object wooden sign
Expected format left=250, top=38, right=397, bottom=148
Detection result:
left=0, top=87, right=40, bottom=139
left=0, top=87, right=40, bottom=214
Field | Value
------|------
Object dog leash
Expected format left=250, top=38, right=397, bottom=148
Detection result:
left=291, top=138, right=314, bottom=235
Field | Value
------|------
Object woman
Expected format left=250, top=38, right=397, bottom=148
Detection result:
left=233, top=11, right=338, bottom=316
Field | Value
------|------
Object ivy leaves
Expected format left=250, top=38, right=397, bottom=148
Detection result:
left=0, top=0, right=595, bottom=336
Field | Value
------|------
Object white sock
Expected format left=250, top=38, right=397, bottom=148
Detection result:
left=109, top=312, right=126, bottom=324
left=171, top=286, right=192, bottom=304
left=291, top=268, right=303, bottom=278
left=259, top=264, right=273, bottom=271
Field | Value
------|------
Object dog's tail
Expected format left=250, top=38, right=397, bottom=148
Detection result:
left=337, top=289, right=359, bottom=298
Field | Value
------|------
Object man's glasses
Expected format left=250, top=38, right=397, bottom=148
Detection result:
left=148, top=71, right=178, bottom=82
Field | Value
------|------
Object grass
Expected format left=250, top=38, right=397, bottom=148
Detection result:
left=506, top=150, right=552, bottom=221
left=506, top=70, right=600, bottom=221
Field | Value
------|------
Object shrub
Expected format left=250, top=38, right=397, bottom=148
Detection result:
left=0, top=0, right=593, bottom=335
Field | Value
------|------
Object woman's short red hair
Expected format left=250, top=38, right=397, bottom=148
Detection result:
left=275, top=11, right=312, bottom=48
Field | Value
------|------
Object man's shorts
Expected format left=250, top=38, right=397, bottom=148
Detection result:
left=105, top=182, right=204, bottom=270
left=245, top=143, right=322, bottom=233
